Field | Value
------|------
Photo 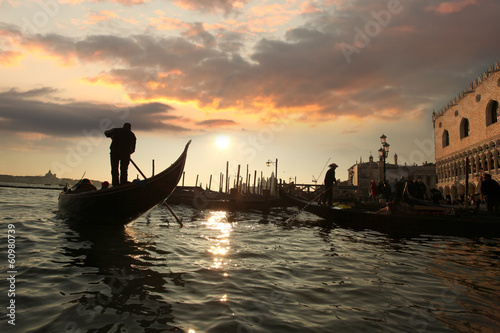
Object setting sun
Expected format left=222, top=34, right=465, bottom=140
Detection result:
left=216, top=135, right=230, bottom=149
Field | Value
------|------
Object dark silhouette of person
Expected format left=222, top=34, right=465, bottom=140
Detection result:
left=481, top=173, right=500, bottom=211
left=416, top=179, right=427, bottom=200
left=322, top=163, right=337, bottom=205
left=105, top=123, right=136, bottom=186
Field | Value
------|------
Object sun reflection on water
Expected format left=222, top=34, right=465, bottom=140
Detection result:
left=201, top=211, right=233, bottom=272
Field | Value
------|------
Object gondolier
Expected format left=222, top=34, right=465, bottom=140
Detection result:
left=105, top=123, right=136, bottom=186
left=322, top=163, right=337, bottom=206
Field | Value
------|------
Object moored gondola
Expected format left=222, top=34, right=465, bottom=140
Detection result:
left=58, top=141, right=191, bottom=225
left=279, top=187, right=500, bottom=238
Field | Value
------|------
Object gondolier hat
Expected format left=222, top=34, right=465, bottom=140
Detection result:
left=329, top=163, right=338, bottom=168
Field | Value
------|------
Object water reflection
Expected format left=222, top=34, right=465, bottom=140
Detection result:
left=202, top=211, right=233, bottom=271
left=56, top=220, right=182, bottom=332
left=426, top=239, right=500, bottom=332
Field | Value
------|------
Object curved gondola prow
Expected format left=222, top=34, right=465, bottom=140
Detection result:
left=145, top=140, right=191, bottom=181
left=167, top=139, right=191, bottom=188
left=402, top=182, right=441, bottom=207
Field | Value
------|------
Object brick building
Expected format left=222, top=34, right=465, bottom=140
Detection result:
left=433, top=61, right=500, bottom=200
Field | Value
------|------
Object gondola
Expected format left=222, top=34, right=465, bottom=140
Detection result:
left=279, top=187, right=500, bottom=238
left=168, top=186, right=289, bottom=210
left=58, top=141, right=191, bottom=225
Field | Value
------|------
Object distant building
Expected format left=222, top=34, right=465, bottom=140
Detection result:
left=433, top=61, right=500, bottom=200
left=42, top=170, right=59, bottom=184
left=0, top=170, right=102, bottom=187
left=347, top=154, right=437, bottom=198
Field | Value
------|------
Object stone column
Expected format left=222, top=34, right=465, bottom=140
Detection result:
left=475, top=154, right=481, bottom=177
left=486, top=150, right=493, bottom=173
left=494, top=149, right=499, bottom=175
left=480, top=153, right=486, bottom=175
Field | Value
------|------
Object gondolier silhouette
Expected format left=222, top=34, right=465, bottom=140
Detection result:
left=105, top=123, right=136, bottom=186
left=321, top=163, right=337, bottom=205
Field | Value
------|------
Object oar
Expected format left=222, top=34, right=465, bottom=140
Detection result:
left=130, top=158, right=183, bottom=227
left=130, top=159, right=147, bottom=178
left=67, top=171, right=86, bottom=191
left=285, top=185, right=332, bottom=223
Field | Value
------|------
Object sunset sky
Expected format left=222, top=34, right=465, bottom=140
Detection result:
left=1, top=0, right=499, bottom=187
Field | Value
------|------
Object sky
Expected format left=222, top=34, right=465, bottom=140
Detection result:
left=0, top=0, right=499, bottom=187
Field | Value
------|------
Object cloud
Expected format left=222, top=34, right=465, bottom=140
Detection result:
left=196, top=119, right=238, bottom=127
left=85, top=10, right=120, bottom=24
left=426, top=0, right=477, bottom=15
left=1, top=0, right=499, bottom=123
left=148, top=13, right=191, bottom=31
left=60, top=0, right=148, bottom=5
left=173, top=0, right=249, bottom=15
left=0, top=87, right=189, bottom=137
left=0, top=49, right=23, bottom=66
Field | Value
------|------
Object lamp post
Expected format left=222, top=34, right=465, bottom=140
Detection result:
left=266, top=158, right=278, bottom=195
left=378, top=134, right=390, bottom=182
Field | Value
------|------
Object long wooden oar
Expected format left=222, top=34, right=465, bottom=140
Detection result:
left=285, top=185, right=332, bottom=223
left=130, top=158, right=183, bottom=227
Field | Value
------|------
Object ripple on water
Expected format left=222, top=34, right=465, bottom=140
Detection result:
left=1, top=188, right=500, bottom=333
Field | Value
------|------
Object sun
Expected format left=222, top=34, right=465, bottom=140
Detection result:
left=216, top=135, right=230, bottom=149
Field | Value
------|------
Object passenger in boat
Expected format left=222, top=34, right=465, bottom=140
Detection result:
left=389, top=178, right=398, bottom=202
left=429, top=188, right=444, bottom=204
left=321, top=163, right=337, bottom=205
left=480, top=173, right=500, bottom=212
left=416, top=179, right=427, bottom=200
left=101, top=181, right=109, bottom=189
left=105, top=123, right=137, bottom=186
left=396, top=177, right=406, bottom=202
left=73, top=179, right=97, bottom=193
left=369, top=180, right=377, bottom=202
left=445, top=194, right=452, bottom=205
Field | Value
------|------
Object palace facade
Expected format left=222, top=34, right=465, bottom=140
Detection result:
left=433, top=61, right=500, bottom=200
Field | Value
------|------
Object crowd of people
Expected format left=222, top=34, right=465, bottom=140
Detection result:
left=369, top=177, right=428, bottom=204
left=369, top=173, right=500, bottom=212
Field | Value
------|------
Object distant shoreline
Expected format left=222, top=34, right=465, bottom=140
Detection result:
left=0, top=172, right=103, bottom=189
left=0, top=183, right=65, bottom=191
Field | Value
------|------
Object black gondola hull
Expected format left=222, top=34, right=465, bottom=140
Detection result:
left=58, top=141, right=190, bottom=225
left=279, top=188, right=500, bottom=238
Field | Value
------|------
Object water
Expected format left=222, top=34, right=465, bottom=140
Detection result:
left=1, top=185, right=500, bottom=333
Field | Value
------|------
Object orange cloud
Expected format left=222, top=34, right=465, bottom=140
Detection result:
left=0, top=50, right=23, bottom=66
left=218, top=2, right=300, bottom=34
left=148, top=15, right=190, bottom=31
left=60, top=0, right=148, bottom=4
left=81, top=73, right=125, bottom=88
left=388, top=25, right=418, bottom=34
left=300, top=1, right=323, bottom=14
left=248, top=3, right=300, bottom=29
left=86, top=10, right=119, bottom=23
left=426, top=0, right=477, bottom=14
left=20, top=40, right=76, bottom=67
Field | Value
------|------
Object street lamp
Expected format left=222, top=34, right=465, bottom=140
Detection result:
left=266, top=158, right=278, bottom=195
left=378, top=134, right=390, bottom=181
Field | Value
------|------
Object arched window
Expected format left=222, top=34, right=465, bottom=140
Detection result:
left=460, top=118, right=470, bottom=139
left=442, top=130, right=450, bottom=147
left=486, top=100, right=499, bottom=126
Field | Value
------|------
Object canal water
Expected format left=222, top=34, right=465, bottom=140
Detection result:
left=1, top=185, right=499, bottom=332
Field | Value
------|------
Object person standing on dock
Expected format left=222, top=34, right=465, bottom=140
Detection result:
left=322, top=163, right=337, bottom=206
left=105, top=123, right=136, bottom=186
left=480, top=173, right=500, bottom=211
